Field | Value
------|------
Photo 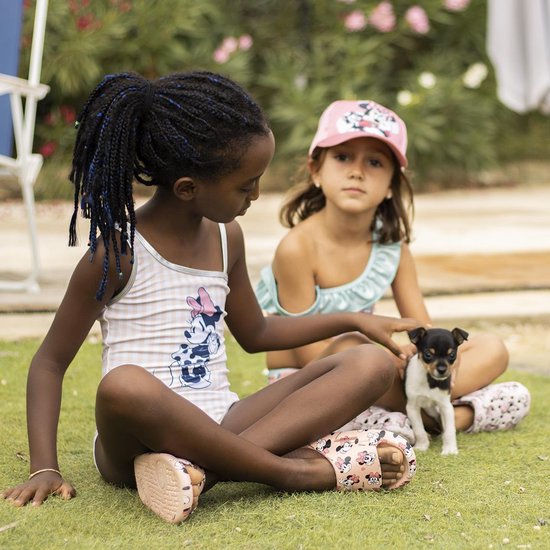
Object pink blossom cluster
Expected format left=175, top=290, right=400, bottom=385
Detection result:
left=68, top=0, right=103, bottom=31
left=213, top=34, right=253, bottom=64
left=43, top=105, right=77, bottom=126
left=40, top=106, right=77, bottom=158
left=67, top=0, right=131, bottom=31
left=405, top=6, right=430, bottom=34
left=341, top=0, right=471, bottom=35
left=39, top=141, right=57, bottom=158
left=343, top=2, right=432, bottom=35
left=344, top=10, right=367, bottom=32
left=443, top=0, right=471, bottom=11
left=369, top=2, right=395, bottom=33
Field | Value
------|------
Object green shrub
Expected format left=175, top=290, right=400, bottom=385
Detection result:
left=19, top=0, right=549, bottom=196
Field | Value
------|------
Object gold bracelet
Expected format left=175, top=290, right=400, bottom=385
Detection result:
left=28, top=468, right=62, bottom=480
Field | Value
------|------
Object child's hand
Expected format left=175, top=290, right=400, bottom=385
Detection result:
left=393, top=342, right=418, bottom=379
left=358, top=314, right=422, bottom=360
left=1, top=471, right=76, bottom=507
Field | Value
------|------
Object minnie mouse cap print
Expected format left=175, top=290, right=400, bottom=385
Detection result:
left=308, top=100, right=408, bottom=168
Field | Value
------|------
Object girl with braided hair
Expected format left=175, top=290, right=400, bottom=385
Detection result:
left=2, top=72, right=420, bottom=523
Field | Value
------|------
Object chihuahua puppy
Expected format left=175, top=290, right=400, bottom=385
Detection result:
left=405, top=327, right=468, bottom=455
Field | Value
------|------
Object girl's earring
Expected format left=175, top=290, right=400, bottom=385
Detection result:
left=386, top=191, right=392, bottom=200
left=313, top=180, right=321, bottom=189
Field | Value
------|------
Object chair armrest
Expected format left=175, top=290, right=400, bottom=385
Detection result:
left=0, top=73, right=50, bottom=100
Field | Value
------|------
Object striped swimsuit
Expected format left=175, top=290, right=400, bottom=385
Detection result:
left=98, top=223, right=239, bottom=423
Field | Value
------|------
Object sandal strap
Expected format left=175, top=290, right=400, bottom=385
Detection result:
left=308, top=429, right=417, bottom=492
left=309, top=431, right=382, bottom=491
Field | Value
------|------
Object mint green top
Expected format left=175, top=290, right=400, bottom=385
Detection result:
left=255, top=238, right=401, bottom=317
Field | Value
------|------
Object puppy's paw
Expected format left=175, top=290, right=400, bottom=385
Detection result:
left=441, top=446, right=458, bottom=456
left=414, top=438, right=430, bottom=452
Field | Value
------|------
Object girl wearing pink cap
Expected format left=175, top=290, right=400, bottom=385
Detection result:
left=256, top=99, right=530, bottom=442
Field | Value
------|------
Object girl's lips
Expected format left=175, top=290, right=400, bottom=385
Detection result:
left=238, top=203, right=251, bottom=216
left=342, top=187, right=365, bottom=193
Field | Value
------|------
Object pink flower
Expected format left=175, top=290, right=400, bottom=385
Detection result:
left=344, top=10, right=367, bottom=32
left=213, top=47, right=230, bottom=64
left=238, top=34, right=253, bottom=51
left=221, top=36, right=239, bottom=54
left=76, top=13, right=95, bottom=30
left=60, top=105, right=76, bottom=124
left=443, top=0, right=470, bottom=11
left=39, top=141, right=58, bottom=158
left=369, top=1, right=396, bottom=33
left=405, top=6, right=430, bottom=34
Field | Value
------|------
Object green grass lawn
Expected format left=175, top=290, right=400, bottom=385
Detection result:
left=1, top=335, right=549, bottom=549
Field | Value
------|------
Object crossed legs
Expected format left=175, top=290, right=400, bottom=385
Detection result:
left=94, top=344, right=407, bottom=494
left=290, top=331, right=509, bottom=433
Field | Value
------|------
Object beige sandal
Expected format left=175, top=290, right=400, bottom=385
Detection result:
left=134, top=453, right=205, bottom=523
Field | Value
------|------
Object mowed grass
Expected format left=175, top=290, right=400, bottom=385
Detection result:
left=1, top=334, right=549, bottom=550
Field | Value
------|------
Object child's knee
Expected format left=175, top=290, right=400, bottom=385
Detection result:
left=96, top=364, right=148, bottom=414
left=480, top=333, right=509, bottom=375
left=352, top=344, right=396, bottom=391
left=328, top=333, right=371, bottom=354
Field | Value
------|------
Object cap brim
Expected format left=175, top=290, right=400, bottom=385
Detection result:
left=309, top=131, right=408, bottom=168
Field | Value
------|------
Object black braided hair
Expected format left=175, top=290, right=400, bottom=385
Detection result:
left=69, top=71, right=270, bottom=300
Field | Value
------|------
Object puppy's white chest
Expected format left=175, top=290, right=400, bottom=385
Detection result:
left=405, top=356, right=450, bottom=415
left=405, top=354, right=458, bottom=455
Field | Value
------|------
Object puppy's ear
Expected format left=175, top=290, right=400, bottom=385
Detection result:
left=452, top=328, right=469, bottom=345
left=408, top=327, right=427, bottom=344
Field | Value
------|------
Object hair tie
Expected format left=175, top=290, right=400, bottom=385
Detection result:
left=143, top=81, right=155, bottom=114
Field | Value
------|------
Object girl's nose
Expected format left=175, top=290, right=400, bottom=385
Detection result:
left=249, top=181, right=260, bottom=201
left=349, top=164, right=364, bottom=180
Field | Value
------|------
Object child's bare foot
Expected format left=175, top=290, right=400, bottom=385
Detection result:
left=187, top=463, right=205, bottom=510
left=377, top=445, right=406, bottom=488
left=302, top=430, right=415, bottom=492
left=289, top=445, right=405, bottom=489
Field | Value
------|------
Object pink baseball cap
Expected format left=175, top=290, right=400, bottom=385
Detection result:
left=308, top=100, right=408, bottom=167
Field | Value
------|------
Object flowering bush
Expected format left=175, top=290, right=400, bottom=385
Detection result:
left=20, top=0, right=548, bottom=190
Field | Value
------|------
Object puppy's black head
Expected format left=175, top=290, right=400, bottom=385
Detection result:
left=408, top=327, right=469, bottom=380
